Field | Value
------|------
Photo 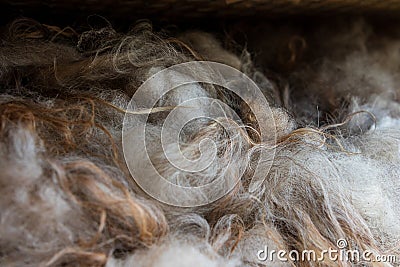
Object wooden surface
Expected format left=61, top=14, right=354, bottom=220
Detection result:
left=4, top=0, right=400, bottom=20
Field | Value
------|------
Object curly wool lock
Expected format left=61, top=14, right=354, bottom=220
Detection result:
left=0, top=19, right=399, bottom=267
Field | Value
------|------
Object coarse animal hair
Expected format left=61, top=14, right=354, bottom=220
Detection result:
left=0, top=18, right=399, bottom=267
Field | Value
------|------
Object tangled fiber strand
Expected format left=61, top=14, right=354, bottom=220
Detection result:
left=0, top=18, right=399, bottom=267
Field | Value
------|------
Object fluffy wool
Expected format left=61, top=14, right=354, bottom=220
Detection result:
left=0, top=18, right=399, bottom=267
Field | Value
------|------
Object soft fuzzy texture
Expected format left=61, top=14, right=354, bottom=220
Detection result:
left=0, top=18, right=399, bottom=267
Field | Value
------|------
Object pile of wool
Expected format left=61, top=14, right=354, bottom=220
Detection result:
left=0, top=18, right=399, bottom=267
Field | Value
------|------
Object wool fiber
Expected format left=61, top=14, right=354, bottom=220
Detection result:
left=0, top=18, right=399, bottom=266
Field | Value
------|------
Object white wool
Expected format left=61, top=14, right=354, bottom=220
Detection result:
left=233, top=224, right=291, bottom=266
left=348, top=159, right=400, bottom=245
left=277, top=95, right=400, bottom=248
left=0, top=127, right=43, bottom=185
left=106, top=239, right=242, bottom=267
left=344, top=104, right=400, bottom=246
left=0, top=128, right=84, bottom=265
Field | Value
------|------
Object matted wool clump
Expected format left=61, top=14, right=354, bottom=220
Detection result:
left=0, top=18, right=399, bottom=267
